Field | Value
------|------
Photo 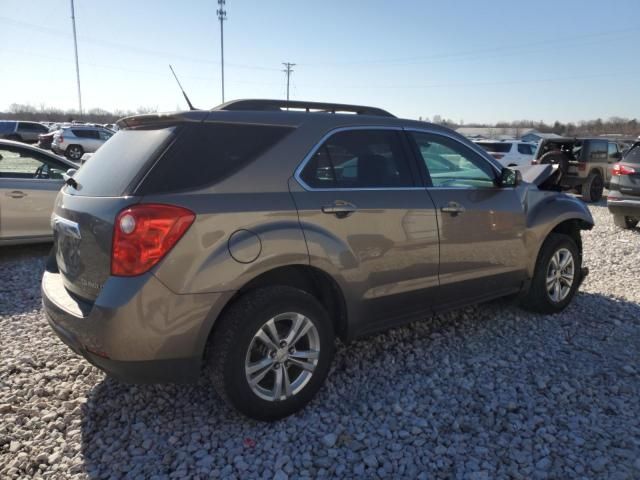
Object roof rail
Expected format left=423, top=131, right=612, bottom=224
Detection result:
left=214, top=99, right=395, bottom=118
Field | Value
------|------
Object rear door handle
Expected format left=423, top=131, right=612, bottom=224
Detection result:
left=321, top=201, right=357, bottom=218
left=441, top=202, right=465, bottom=215
left=7, top=190, right=27, bottom=199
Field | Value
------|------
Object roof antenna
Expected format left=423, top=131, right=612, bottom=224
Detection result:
left=169, top=64, right=196, bottom=111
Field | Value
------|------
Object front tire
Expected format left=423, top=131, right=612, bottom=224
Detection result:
left=521, top=233, right=581, bottom=314
left=613, top=214, right=639, bottom=229
left=207, top=286, right=335, bottom=420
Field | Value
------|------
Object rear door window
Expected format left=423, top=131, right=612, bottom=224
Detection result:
left=299, top=129, right=415, bottom=189
left=138, top=123, right=294, bottom=194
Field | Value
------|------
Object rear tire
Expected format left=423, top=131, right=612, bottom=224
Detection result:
left=581, top=171, right=604, bottom=203
left=207, top=286, right=335, bottom=420
left=613, top=214, right=639, bottom=229
left=521, top=233, right=581, bottom=314
left=65, top=145, right=84, bottom=161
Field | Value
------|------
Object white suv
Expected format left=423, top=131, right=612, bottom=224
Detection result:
left=474, top=140, right=537, bottom=167
left=52, top=126, right=114, bottom=160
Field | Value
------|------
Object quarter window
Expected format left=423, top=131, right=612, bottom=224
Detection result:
left=299, top=129, right=414, bottom=189
left=411, top=132, right=496, bottom=188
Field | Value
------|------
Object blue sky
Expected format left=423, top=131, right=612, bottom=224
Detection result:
left=1, top=0, right=639, bottom=123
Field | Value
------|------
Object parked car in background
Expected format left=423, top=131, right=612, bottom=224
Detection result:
left=42, top=99, right=593, bottom=420
left=533, top=137, right=621, bottom=202
left=474, top=140, right=537, bottom=167
left=0, top=140, right=78, bottom=245
left=38, top=125, right=63, bottom=150
left=0, top=120, right=49, bottom=144
left=52, top=125, right=114, bottom=160
left=608, top=142, right=640, bottom=229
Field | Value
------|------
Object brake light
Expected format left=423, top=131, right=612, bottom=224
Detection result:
left=58, top=135, right=64, bottom=143
left=612, top=164, right=636, bottom=176
left=578, top=163, right=586, bottom=171
left=111, top=204, right=195, bottom=276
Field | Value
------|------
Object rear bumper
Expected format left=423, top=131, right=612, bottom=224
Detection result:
left=42, top=264, right=231, bottom=383
left=607, top=196, right=640, bottom=217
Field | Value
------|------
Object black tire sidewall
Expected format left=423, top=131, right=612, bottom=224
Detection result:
left=213, top=287, right=334, bottom=420
left=533, top=235, right=581, bottom=313
left=66, top=145, right=83, bottom=160
left=582, top=172, right=603, bottom=203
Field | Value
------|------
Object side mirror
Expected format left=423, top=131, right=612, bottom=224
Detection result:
left=62, top=168, right=77, bottom=182
left=498, top=167, right=521, bottom=187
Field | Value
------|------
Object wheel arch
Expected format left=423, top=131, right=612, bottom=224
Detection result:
left=202, top=264, right=349, bottom=362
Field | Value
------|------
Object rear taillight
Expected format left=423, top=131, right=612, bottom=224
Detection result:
left=111, top=204, right=195, bottom=276
left=612, top=164, right=636, bottom=176
left=58, top=135, right=64, bottom=143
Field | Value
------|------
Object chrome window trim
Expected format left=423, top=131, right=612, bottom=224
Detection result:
left=293, top=126, right=425, bottom=192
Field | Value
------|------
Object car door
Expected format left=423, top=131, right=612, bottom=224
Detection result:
left=0, top=145, right=67, bottom=240
left=290, top=127, right=440, bottom=334
left=407, top=130, right=528, bottom=311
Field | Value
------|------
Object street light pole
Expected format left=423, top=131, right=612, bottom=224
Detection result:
left=70, top=0, right=83, bottom=115
left=217, top=0, right=227, bottom=103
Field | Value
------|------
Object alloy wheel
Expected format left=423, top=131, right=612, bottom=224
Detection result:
left=245, top=312, right=320, bottom=402
left=546, top=248, right=575, bottom=303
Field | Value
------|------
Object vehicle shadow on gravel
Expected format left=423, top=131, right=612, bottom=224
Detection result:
left=78, top=291, right=640, bottom=479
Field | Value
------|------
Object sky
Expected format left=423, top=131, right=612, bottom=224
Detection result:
left=1, top=0, right=639, bottom=124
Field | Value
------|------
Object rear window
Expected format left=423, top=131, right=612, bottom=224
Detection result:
left=623, top=144, right=640, bottom=164
left=68, top=127, right=175, bottom=196
left=137, top=123, right=294, bottom=194
left=476, top=142, right=512, bottom=153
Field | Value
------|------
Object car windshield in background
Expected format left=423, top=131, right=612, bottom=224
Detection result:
left=68, top=126, right=176, bottom=197
left=476, top=142, right=511, bottom=153
left=623, top=144, right=640, bottom=164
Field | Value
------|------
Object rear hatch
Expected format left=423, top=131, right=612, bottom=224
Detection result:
left=52, top=125, right=177, bottom=301
left=611, top=144, right=640, bottom=198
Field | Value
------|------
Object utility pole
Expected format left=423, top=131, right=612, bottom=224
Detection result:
left=217, top=0, right=227, bottom=103
left=282, top=62, right=295, bottom=102
left=70, top=0, right=82, bottom=115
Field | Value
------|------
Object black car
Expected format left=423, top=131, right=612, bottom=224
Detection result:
left=608, top=142, right=640, bottom=229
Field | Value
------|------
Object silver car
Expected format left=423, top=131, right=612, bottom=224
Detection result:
left=0, top=140, right=78, bottom=245
left=52, top=126, right=114, bottom=161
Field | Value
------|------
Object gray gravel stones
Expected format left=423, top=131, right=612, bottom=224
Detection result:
left=1, top=203, right=640, bottom=479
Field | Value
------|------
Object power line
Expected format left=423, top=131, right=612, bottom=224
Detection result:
left=69, top=0, right=82, bottom=115
left=282, top=62, right=295, bottom=102
left=216, top=0, right=227, bottom=103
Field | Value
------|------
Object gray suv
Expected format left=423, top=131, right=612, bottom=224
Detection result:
left=42, top=100, right=594, bottom=419
left=0, top=120, right=49, bottom=143
left=52, top=125, right=114, bottom=160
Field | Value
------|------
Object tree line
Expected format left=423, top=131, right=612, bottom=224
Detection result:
left=3, top=104, right=639, bottom=137
left=1, top=104, right=159, bottom=124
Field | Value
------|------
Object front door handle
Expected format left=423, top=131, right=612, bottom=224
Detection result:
left=441, top=202, right=465, bottom=215
left=322, top=201, right=357, bottom=218
left=7, top=190, right=27, bottom=199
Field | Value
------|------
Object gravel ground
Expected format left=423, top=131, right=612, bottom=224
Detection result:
left=1, top=202, right=640, bottom=479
